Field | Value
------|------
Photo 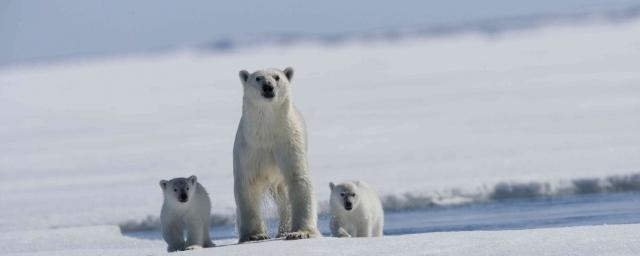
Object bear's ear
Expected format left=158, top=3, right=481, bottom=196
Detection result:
left=188, top=175, right=197, bottom=185
left=329, top=182, right=335, bottom=191
left=239, top=70, right=250, bottom=84
left=283, top=67, right=294, bottom=81
left=159, top=180, right=168, bottom=190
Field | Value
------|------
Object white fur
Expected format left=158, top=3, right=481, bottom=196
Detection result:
left=159, top=176, right=214, bottom=252
left=233, top=67, right=320, bottom=242
left=329, top=181, right=384, bottom=237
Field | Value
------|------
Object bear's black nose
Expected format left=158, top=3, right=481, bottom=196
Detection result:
left=262, top=84, right=274, bottom=93
left=179, top=193, right=188, bottom=202
left=344, top=202, right=353, bottom=211
left=261, top=84, right=275, bottom=99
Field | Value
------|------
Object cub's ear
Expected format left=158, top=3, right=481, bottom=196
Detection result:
left=239, top=70, right=250, bottom=83
left=329, top=182, right=335, bottom=191
left=283, top=67, right=294, bottom=81
left=188, top=175, right=198, bottom=185
left=159, top=180, right=168, bottom=190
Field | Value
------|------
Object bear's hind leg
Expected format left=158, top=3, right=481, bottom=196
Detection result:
left=202, top=216, right=215, bottom=247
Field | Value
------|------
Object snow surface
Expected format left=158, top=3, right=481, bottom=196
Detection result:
left=1, top=17, right=640, bottom=255
left=4, top=224, right=640, bottom=256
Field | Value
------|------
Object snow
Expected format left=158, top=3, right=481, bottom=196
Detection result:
left=4, top=224, right=640, bottom=256
left=187, top=224, right=640, bottom=256
left=1, top=17, right=640, bottom=255
left=0, top=226, right=159, bottom=255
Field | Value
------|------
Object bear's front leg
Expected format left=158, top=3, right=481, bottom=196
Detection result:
left=285, top=174, right=320, bottom=239
left=330, top=217, right=351, bottom=238
left=273, top=181, right=292, bottom=238
left=337, top=227, right=352, bottom=238
left=356, top=221, right=373, bottom=237
left=235, top=177, right=270, bottom=243
left=162, top=218, right=186, bottom=252
left=185, top=216, right=206, bottom=249
left=276, top=149, right=320, bottom=240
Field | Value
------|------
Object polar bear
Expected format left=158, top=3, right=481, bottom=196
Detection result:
left=329, top=181, right=384, bottom=237
left=159, top=175, right=215, bottom=252
left=233, top=67, right=320, bottom=242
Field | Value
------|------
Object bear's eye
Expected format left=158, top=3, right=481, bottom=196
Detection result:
left=351, top=193, right=356, bottom=197
left=256, top=77, right=261, bottom=82
left=274, top=75, right=280, bottom=81
left=173, top=189, right=177, bottom=192
left=186, top=187, right=189, bottom=191
left=340, top=192, right=345, bottom=197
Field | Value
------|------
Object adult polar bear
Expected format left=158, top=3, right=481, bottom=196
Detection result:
left=233, top=67, right=320, bottom=242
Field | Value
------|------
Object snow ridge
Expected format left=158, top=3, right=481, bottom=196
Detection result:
left=198, top=5, right=640, bottom=51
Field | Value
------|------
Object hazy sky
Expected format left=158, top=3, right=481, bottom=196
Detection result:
left=1, top=0, right=639, bottom=65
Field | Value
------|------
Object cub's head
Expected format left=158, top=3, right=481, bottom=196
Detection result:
left=159, top=175, right=198, bottom=204
left=330, top=181, right=360, bottom=211
left=238, top=67, right=294, bottom=104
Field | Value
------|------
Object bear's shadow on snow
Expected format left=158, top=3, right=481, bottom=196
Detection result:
left=214, top=237, right=286, bottom=248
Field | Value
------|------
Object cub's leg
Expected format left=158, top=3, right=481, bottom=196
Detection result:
left=162, top=219, right=185, bottom=252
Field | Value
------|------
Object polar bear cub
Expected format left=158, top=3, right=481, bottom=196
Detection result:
left=329, top=181, right=384, bottom=237
left=159, top=175, right=215, bottom=252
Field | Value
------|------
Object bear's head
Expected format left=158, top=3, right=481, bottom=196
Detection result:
left=238, top=67, right=294, bottom=104
left=329, top=181, right=360, bottom=211
left=159, top=175, right=198, bottom=205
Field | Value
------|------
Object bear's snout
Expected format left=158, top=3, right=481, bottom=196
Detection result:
left=344, top=201, right=353, bottom=211
left=179, top=193, right=188, bottom=203
left=261, top=84, right=275, bottom=99
left=262, top=84, right=274, bottom=92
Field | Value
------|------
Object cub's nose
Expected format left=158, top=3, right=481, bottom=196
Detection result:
left=179, top=193, right=188, bottom=202
left=344, top=202, right=353, bottom=211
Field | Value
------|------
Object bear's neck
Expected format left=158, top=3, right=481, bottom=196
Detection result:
left=241, top=97, right=294, bottom=144
left=242, top=97, right=292, bottom=123
left=163, top=198, right=191, bottom=213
